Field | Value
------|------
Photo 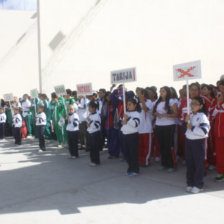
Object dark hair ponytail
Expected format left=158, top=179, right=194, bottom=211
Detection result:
left=89, top=101, right=98, bottom=110
left=192, top=96, right=207, bottom=115
left=126, top=98, right=141, bottom=113
left=140, top=89, right=149, bottom=99
left=153, top=86, right=172, bottom=114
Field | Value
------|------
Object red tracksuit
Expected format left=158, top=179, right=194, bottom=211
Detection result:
left=207, top=97, right=216, bottom=166
left=214, top=100, right=224, bottom=174
left=178, top=97, right=190, bottom=159
left=200, top=95, right=211, bottom=170
left=138, top=100, right=153, bottom=166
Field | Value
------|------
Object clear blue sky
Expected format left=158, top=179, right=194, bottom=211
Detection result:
left=0, top=0, right=36, bottom=10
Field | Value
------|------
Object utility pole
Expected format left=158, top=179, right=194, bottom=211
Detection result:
left=37, top=0, right=42, bottom=93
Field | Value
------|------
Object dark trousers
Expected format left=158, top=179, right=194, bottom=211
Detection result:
left=123, top=133, right=139, bottom=173
left=107, top=127, right=120, bottom=157
left=155, top=125, right=175, bottom=168
left=100, top=118, right=106, bottom=150
left=37, top=125, right=46, bottom=150
left=88, top=131, right=101, bottom=164
left=185, top=138, right=205, bottom=188
left=119, top=130, right=125, bottom=158
left=0, top=123, right=5, bottom=139
left=67, top=131, right=79, bottom=157
left=14, top=127, right=21, bottom=145
left=79, top=122, right=87, bottom=148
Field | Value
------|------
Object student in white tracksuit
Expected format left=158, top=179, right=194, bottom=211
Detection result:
left=13, top=108, right=22, bottom=145
left=66, top=105, right=80, bottom=158
left=87, top=101, right=101, bottom=166
left=36, top=104, right=47, bottom=151
left=153, top=86, right=178, bottom=173
left=22, top=94, right=32, bottom=138
left=137, top=89, right=153, bottom=166
left=121, top=98, right=141, bottom=176
left=0, top=107, right=6, bottom=140
left=183, top=96, right=210, bottom=194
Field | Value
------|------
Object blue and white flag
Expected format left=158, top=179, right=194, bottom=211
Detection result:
left=0, top=0, right=37, bottom=11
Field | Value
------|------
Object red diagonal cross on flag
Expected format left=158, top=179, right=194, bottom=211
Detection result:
left=177, top=66, right=196, bottom=79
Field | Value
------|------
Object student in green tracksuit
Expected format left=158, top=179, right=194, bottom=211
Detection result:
left=51, top=93, right=66, bottom=147
left=40, top=94, right=52, bottom=140
left=5, top=102, right=13, bottom=136
left=65, top=89, right=77, bottom=109
left=22, top=94, right=32, bottom=138
left=49, top=98, right=57, bottom=140
left=31, top=96, right=42, bottom=138
left=6, top=104, right=13, bottom=127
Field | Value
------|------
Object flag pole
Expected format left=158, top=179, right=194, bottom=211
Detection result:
left=123, top=83, right=126, bottom=114
left=186, top=79, right=190, bottom=115
left=37, top=0, right=42, bottom=93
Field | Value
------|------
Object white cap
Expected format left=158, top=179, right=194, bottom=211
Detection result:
left=220, top=74, right=224, bottom=81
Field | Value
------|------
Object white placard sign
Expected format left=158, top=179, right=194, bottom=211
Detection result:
left=173, top=60, right=202, bottom=115
left=173, top=60, right=201, bottom=82
left=30, top=89, right=38, bottom=98
left=54, top=85, right=66, bottom=96
left=77, top=83, right=92, bottom=96
left=111, top=67, right=136, bottom=84
left=111, top=67, right=136, bottom=114
left=3, top=93, right=13, bottom=102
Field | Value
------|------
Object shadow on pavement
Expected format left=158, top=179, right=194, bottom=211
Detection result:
left=0, top=138, right=223, bottom=215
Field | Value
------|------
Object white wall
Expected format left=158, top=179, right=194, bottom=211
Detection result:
left=0, top=0, right=224, bottom=97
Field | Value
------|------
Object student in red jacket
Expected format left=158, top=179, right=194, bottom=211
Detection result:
left=201, top=84, right=216, bottom=170
left=213, top=80, right=224, bottom=181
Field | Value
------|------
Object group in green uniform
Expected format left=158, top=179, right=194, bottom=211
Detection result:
left=51, top=89, right=78, bottom=147
left=3, top=90, right=78, bottom=147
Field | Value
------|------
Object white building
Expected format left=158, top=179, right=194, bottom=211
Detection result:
left=0, top=0, right=224, bottom=97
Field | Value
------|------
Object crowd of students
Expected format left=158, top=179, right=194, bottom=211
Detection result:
left=0, top=77, right=224, bottom=194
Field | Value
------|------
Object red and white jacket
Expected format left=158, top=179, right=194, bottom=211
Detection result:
left=213, top=99, right=224, bottom=138
left=178, top=97, right=192, bottom=124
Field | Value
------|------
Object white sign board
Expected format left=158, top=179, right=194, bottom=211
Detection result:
left=54, top=85, right=66, bottom=96
left=77, top=83, right=92, bottom=96
left=173, top=60, right=201, bottom=81
left=30, top=89, right=38, bottom=98
left=111, top=67, right=136, bottom=84
left=3, top=93, right=13, bottom=102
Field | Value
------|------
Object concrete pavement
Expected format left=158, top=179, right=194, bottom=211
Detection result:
left=0, top=137, right=223, bottom=224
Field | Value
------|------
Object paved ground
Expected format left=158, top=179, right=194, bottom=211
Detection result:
left=0, top=137, right=223, bottom=224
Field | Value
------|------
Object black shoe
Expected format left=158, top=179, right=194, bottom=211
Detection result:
left=139, top=164, right=149, bottom=168
left=215, top=174, right=224, bottom=182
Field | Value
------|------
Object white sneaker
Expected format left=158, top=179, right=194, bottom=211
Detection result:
left=0, top=139, right=6, bottom=142
left=27, top=136, right=33, bottom=139
left=191, top=186, right=203, bottom=194
left=38, top=149, right=44, bottom=153
left=67, top=156, right=77, bottom=159
left=57, top=144, right=63, bottom=148
left=89, top=162, right=97, bottom=167
left=185, top=186, right=193, bottom=193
